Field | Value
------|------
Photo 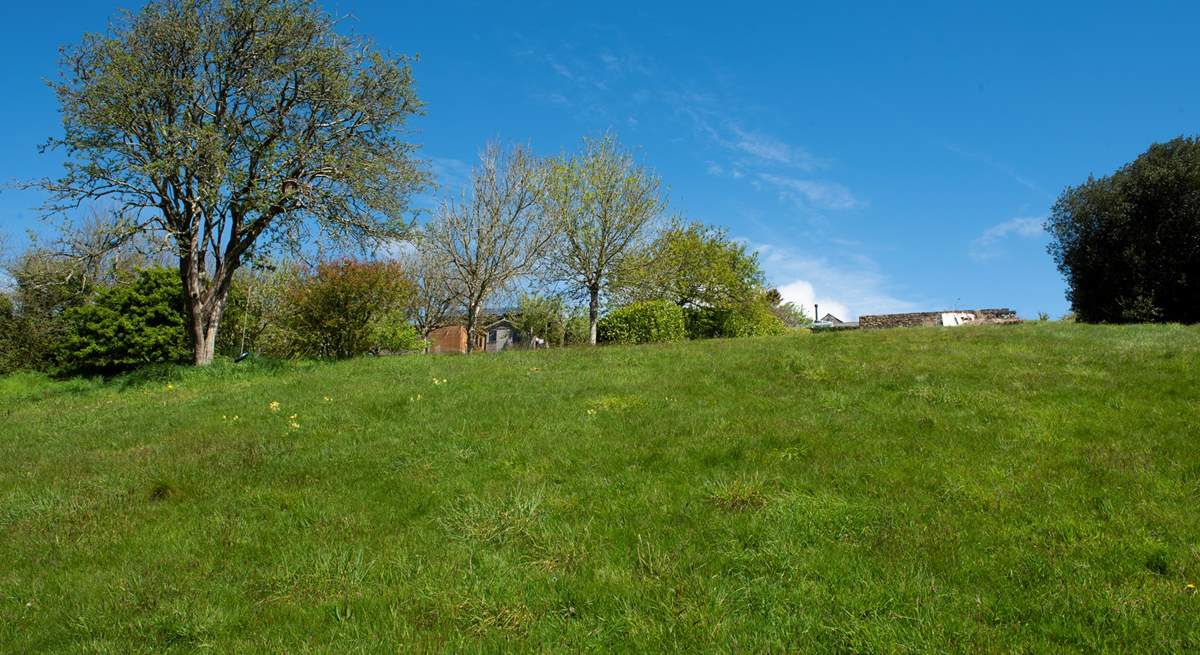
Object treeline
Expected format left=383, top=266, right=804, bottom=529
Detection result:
left=1, top=139, right=807, bottom=375
left=4, top=0, right=810, bottom=376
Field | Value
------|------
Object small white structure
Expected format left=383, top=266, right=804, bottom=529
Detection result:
left=941, top=312, right=976, bottom=327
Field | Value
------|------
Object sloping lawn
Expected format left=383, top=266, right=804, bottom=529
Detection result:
left=2, top=322, right=1199, bottom=652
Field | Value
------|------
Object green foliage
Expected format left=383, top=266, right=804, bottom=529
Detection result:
left=284, top=259, right=415, bottom=359
left=216, top=264, right=302, bottom=358
left=0, top=251, right=95, bottom=373
left=563, top=307, right=591, bottom=346
left=45, top=0, right=427, bottom=364
left=514, top=293, right=567, bottom=347
left=543, top=134, right=668, bottom=344
left=598, top=300, right=686, bottom=344
left=614, top=220, right=765, bottom=309
left=685, top=301, right=787, bottom=339
left=770, top=300, right=811, bottom=328
left=371, top=316, right=425, bottom=353
left=3, top=323, right=1200, bottom=651
left=58, top=268, right=187, bottom=373
left=1048, top=135, right=1200, bottom=323
left=612, top=220, right=787, bottom=341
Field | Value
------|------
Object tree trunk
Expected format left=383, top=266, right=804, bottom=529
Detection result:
left=180, top=254, right=233, bottom=366
left=465, top=301, right=479, bottom=354
left=588, top=287, right=600, bottom=346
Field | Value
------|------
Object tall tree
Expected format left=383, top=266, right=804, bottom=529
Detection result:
left=421, top=143, right=552, bottom=352
left=543, top=135, right=667, bottom=344
left=1048, top=136, right=1200, bottom=323
left=37, top=0, right=426, bottom=365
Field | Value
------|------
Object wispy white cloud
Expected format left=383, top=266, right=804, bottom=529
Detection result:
left=757, top=173, right=862, bottom=211
left=969, top=216, right=1045, bottom=260
left=729, top=125, right=820, bottom=170
left=704, top=161, right=745, bottom=179
left=752, top=243, right=919, bottom=320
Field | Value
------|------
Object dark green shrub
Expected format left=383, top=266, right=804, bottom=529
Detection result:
left=598, top=300, right=686, bottom=345
left=59, top=268, right=188, bottom=373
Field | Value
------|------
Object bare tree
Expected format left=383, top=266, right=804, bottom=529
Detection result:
left=543, top=134, right=667, bottom=344
left=35, top=0, right=426, bottom=365
left=421, top=143, right=553, bottom=352
left=404, top=248, right=457, bottom=346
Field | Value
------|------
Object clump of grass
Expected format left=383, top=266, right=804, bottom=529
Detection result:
left=706, top=475, right=770, bottom=512
left=456, top=599, right=535, bottom=636
left=440, top=492, right=545, bottom=546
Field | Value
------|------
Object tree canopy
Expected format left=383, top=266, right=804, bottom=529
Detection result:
left=1047, top=136, right=1200, bottom=323
left=40, top=0, right=427, bottom=364
left=613, top=220, right=764, bottom=309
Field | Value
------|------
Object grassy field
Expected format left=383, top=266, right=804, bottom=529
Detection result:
left=2, top=322, right=1199, bottom=653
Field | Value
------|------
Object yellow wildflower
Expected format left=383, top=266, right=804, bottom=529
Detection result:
left=269, top=401, right=280, bottom=412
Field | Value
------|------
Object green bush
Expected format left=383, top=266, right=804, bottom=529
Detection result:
left=685, top=303, right=786, bottom=339
left=371, top=316, right=425, bottom=353
left=59, top=268, right=188, bottom=373
left=284, top=259, right=415, bottom=359
left=598, top=300, right=686, bottom=345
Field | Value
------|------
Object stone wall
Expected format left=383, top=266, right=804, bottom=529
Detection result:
left=859, top=308, right=1019, bottom=330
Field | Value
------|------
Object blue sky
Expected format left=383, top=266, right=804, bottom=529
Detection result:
left=2, top=1, right=1197, bottom=319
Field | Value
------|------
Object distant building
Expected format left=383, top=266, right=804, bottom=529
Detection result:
left=426, top=308, right=528, bottom=354
left=820, top=313, right=844, bottom=324
left=427, top=325, right=471, bottom=353
left=483, top=317, right=522, bottom=352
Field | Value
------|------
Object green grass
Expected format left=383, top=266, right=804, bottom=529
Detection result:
left=3, top=322, right=1200, bottom=653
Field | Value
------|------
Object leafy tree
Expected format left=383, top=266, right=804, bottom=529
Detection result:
left=1048, top=136, right=1200, bottom=323
left=543, top=135, right=667, bottom=345
left=597, top=300, right=686, bottom=345
left=421, top=143, right=553, bottom=352
left=284, top=259, right=415, bottom=359
left=514, top=293, right=566, bottom=347
left=39, top=0, right=426, bottom=365
left=215, top=263, right=301, bottom=358
left=615, top=220, right=764, bottom=309
left=0, top=250, right=96, bottom=372
left=59, top=268, right=188, bottom=373
left=769, top=301, right=810, bottom=329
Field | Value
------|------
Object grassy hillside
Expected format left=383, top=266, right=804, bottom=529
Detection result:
left=3, top=323, right=1199, bottom=653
